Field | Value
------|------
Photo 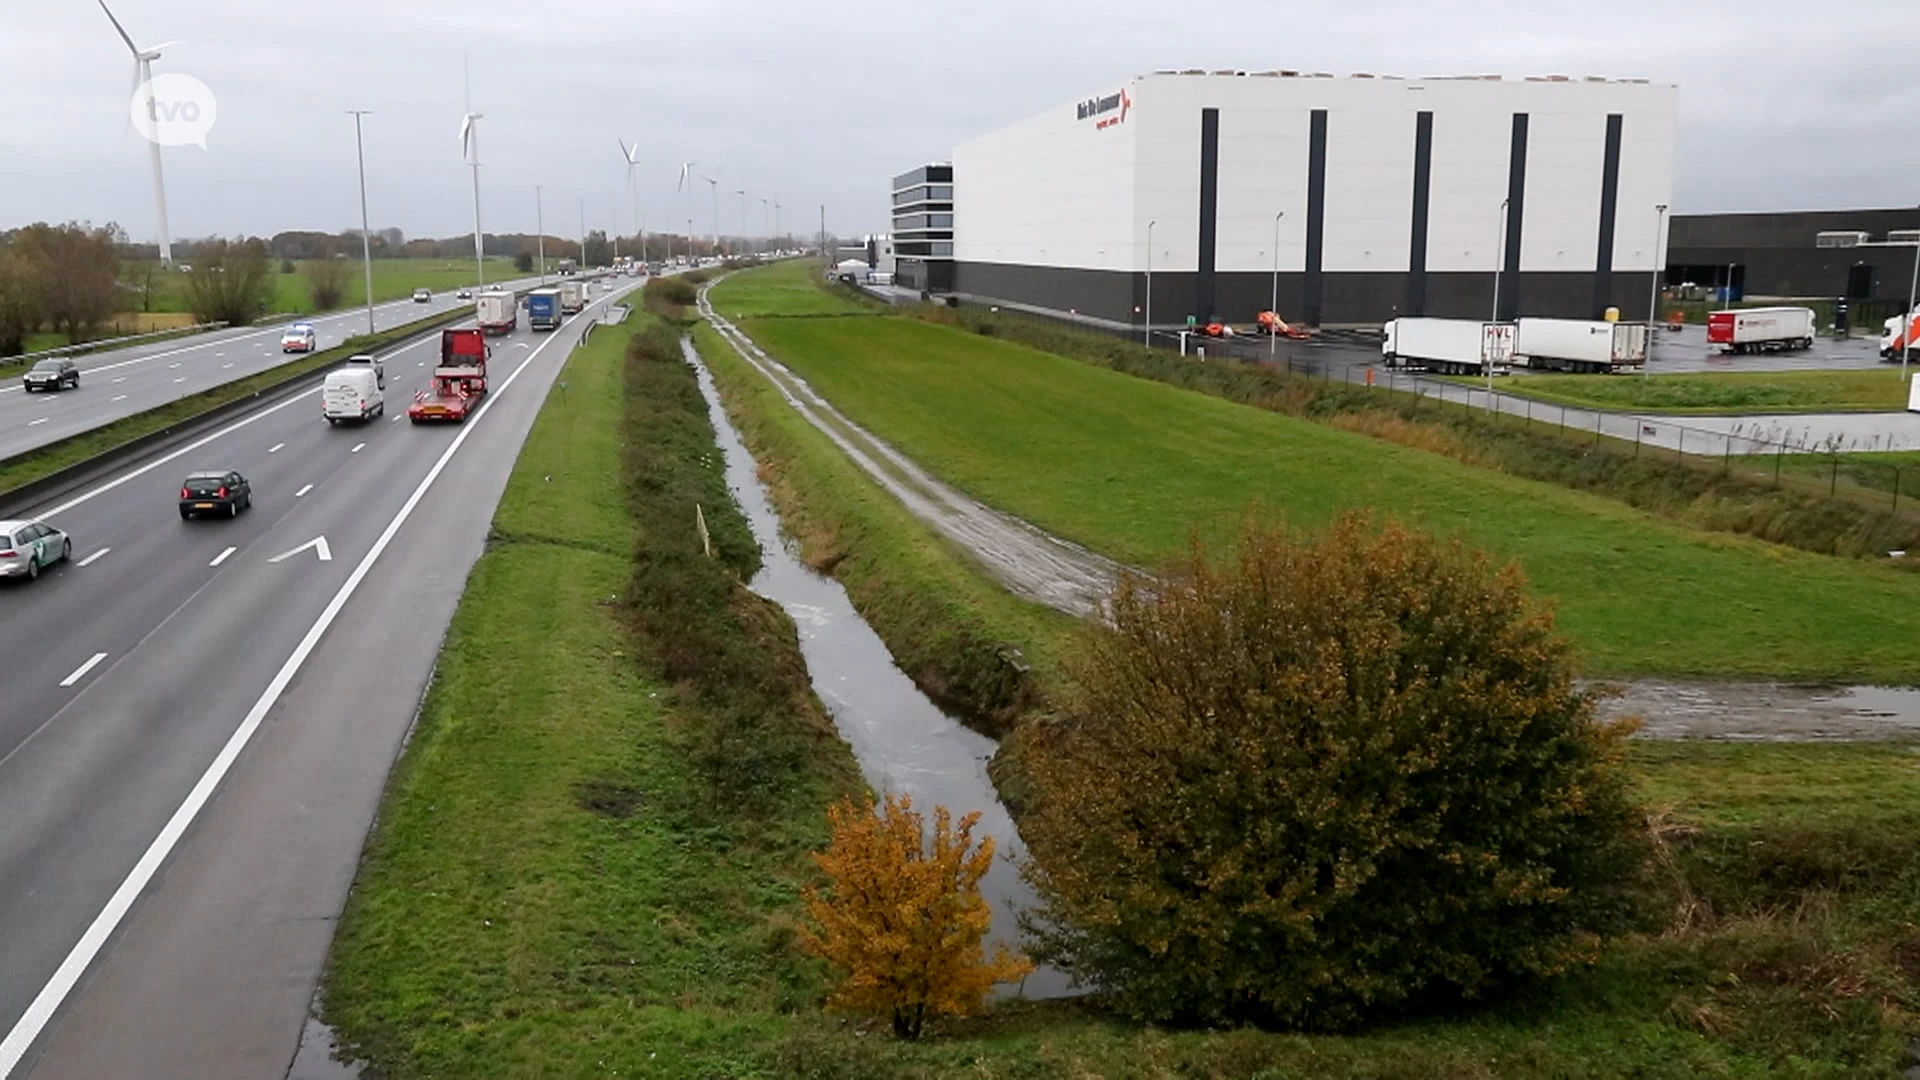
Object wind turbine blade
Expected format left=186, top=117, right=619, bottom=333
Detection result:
left=146, top=40, right=180, bottom=57
left=95, top=0, right=139, bottom=55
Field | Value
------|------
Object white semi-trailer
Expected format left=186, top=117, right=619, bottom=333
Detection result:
left=1707, top=307, right=1815, bottom=354
left=1512, top=318, right=1648, bottom=374
left=1381, top=318, right=1512, bottom=376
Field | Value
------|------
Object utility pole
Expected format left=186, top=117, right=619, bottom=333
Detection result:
left=536, top=184, right=546, bottom=285
left=819, top=204, right=826, bottom=264
left=579, top=196, right=586, bottom=269
left=347, top=110, right=376, bottom=336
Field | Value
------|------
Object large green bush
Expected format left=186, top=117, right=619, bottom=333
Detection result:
left=1019, top=514, right=1647, bottom=1029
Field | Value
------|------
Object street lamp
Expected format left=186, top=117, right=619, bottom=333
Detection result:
left=535, top=184, right=546, bottom=284
left=1269, top=210, right=1285, bottom=363
left=1489, top=197, right=1509, bottom=392
left=1144, top=219, right=1156, bottom=346
left=1646, top=203, right=1668, bottom=382
left=735, top=189, right=747, bottom=257
left=346, top=110, right=375, bottom=336
left=1905, top=235, right=1919, bottom=382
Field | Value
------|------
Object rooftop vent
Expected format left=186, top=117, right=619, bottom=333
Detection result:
left=1816, top=230, right=1868, bottom=249
left=1352, top=72, right=1375, bottom=78
left=1888, top=229, right=1920, bottom=245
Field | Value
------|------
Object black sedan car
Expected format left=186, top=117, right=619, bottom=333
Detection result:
left=23, top=358, right=79, bottom=392
left=179, top=470, right=253, bottom=520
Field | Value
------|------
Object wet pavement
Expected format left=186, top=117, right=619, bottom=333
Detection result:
left=682, top=337, right=1076, bottom=998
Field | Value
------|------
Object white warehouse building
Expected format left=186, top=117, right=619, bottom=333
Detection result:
left=950, top=69, right=1678, bottom=328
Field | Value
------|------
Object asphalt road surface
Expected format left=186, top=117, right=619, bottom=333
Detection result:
left=0, top=276, right=642, bottom=1079
left=0, top=276, right=546, bottom=462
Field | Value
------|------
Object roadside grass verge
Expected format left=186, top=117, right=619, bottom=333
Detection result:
left=693, top=320, right=1076, bottom=737
left=706, top=257, right=882, bottom=319
left=1476, top=368, right=1908, bottom=415
left=0, top=305, right=471, bottom=501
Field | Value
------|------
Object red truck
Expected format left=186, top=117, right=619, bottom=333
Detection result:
left=408, top=328, right=490, bottom=424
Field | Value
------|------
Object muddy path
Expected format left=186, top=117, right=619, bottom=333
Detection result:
left=697, top=287, right=1920, bottom=743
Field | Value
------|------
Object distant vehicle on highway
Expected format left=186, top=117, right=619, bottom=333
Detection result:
left=22, top=357, right=79, bottom=392
left=0, top=519, right=72, bottom=583
left=179, top=470, right=253, bottom=520
left=281, top=323, right=317, bottom=353
left=345, top=352, right=385, bottom=389
left=412, top=288, right=432, bottom=303
left=456, top=287, right=473, bottom=300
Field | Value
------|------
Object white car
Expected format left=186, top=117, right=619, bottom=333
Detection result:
left=0, top=519, right=71, bottom=583
left=345, top=352, right=385, bottom=389
left=413, top=288, right=432, bottom=303
left=456, top=288, right=473, bottom=300
left=281, top=323, right=317, bottom=353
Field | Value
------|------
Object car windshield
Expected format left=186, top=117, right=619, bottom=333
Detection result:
left=30, top=360, right=61, bottom=372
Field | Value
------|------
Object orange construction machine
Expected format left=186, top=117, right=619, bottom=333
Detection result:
left=1254, top=311, right=1314, bottom=339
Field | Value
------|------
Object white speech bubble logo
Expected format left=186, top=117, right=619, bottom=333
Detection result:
left=129, top=72, right=216, bottom=150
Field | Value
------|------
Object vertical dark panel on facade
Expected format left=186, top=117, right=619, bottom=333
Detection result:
left=1195, top=108, right=1220, bottom=321
left=1592, top=113, right=1623, bottom=318
left=1304, top=109, right=1329, bottom=326
left=1499, top=113, right=1528, bottom=321
left=1406, top=111, right=1434, bottom=317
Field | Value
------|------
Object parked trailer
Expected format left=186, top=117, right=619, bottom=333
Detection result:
left=1512, top=318, right=1648, bottom=374
left=1882, top=312, right=1920, bottom=361
left=475, top=290, right=516, bottom=335
left=1382, top=318, right=1512, bottom=376
left=1706, top=307, right=1815, bottom=354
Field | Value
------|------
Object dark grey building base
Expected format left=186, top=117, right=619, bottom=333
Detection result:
left=954, top=261, right=1659, bottom=327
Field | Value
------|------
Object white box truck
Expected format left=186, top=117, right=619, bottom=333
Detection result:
left=1706, top=307, right=1815, bottom=354
left=558, top=279, right=585, bottom=314
left=322, top=368, right=383, bottom=425
left=1382, top=318, right=1513, bottom=376
left=1512, top=318, right=1648, bottom=374
left=475, top=290, right=516, bottom=336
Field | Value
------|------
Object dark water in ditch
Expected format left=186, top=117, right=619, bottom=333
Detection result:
left=682, top=340, right=1074, bottom=1000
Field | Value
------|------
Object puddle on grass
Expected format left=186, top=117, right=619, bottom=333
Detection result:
left=682, top=340, right=1075, bottom=999
left=1592, top=679, right=1920, bottom=741
left=285, top=1015, right=360, bottom=1080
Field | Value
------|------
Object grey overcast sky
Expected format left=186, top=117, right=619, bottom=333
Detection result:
left=2, top=0, right=1915, bottom=246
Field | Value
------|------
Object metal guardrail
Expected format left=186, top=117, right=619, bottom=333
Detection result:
left=8, top=321, right=229, bottom=366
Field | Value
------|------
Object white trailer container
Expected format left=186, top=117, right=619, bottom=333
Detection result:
left=475, top=290, right=516, bottom=335
left=1512, top=318, right=1648, bottom=374
left=1706, top=307, right=1815, bottom=354
left=558, top=280, right=585, bottom=314
left=1382, top=318, right=1512, bottom=376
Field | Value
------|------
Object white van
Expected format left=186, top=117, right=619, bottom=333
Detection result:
left=323, top=368, right=383, bottom=425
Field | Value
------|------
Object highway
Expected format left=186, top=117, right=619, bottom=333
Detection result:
left=0, top=276, right=544, bottom=461
left=0, top=275, right=641, bottom=1078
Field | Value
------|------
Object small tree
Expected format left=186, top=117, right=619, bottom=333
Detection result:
left=514, top=250, right=534, bottom=274
left=305, top=257, right=349, bottom=311
left=801, top=793, right=1032, bottom=1039
left=0, top=245, right=42, bottom=356
left=184, top=239, right=276, bottom=325
left=1020, top=514, right=1645, bottom=1030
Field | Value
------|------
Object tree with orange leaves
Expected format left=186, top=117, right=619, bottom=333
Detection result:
left=800, top=793, right=1033, bottom=1039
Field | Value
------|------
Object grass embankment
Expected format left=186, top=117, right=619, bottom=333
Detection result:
left=1489, top=368, right=1908, bottom=415
left=704, top=257, right=881, bottom=319
left=321, top=279, right=1920, bottom=1076
left=0, top=305, right=471, bottom=498
left=735, top=311, right=1920, bottom=682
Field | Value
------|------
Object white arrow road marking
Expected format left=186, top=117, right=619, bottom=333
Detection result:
left=294, top=483, right=313, bottom=497
left=76, top=548, right=110, bottom=568
left=268, top=536, right=331, bottom=563
left=59, top=653, right=107, bottom=688
left=208, top=546, right=236, bottom=567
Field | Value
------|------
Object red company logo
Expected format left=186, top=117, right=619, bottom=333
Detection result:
left=1076, top=87, right=1131, bottom=130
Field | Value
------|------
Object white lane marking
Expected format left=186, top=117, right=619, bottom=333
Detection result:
left=76, top=548, right=110, bottom=568
left=172, top=377, right=185, bottom=384
left=390, top=414, right=403, bottom=422
left=58, top=653, right=108, bottom=688
left=33, top=326, right=450, bottom=522
left=214, top=352, right=224, bottom=358
left=222, top=363, right=233, bottom=369
left=268, top=442, right=285, bottom=453
left=27, top=418, right=47, bottom=427
left=294, top=483, right=313, bottom=497
left=208, top=546, right=236, bottom=567
left=168, top=362, right=181, bottom=369
left=268, top=535, right=331, bottom=563
left=110, top=394, right=127, bottom=402
left=0, top=319, right=568, bottom=1073
left=112, top=377, right=125, bottom=384
left=350, top=442, right=365, bottom=454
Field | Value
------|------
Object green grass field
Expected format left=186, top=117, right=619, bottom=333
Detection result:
left=707, top=277, right=1920, bottom=683
left=704, top=257, right=875, bottom=319
left=1488, top=368, right=1908, bottom=415
left=126, top=256, right=524, bottom=317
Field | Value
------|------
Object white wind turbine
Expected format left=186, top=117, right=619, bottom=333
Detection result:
left=96, top=0, right=177, bottom=265
left=618, top=139, right=646, bottom=263
left=676, top=161, right=697, bottom=261
left=700, top=168, right=722, bottom=258
left=460, top=56, right=485, bottom=287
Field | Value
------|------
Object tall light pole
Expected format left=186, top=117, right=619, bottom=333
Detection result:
left=760, top=196, right=770, bottom=255
left=1904, top=234, right=1919, bottom=382
left=774, top=199, right=782, bottom=251
left=1645, top=203, right=1668, bottom=382
left=1269, top=210, right=1285, bottom=362
left=579, top=196, right=587, bottom=270
left=1144, top=219, right=1155, bottom=346
left=535, top=184, right=546, bottom=285
left=1489, top=197, right=1509, bottom=393
left=347, top=110, right=376, bottom=336
left=735, top=189, right=747, bottom=257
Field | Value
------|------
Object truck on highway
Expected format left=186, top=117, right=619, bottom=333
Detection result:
left=475, top=289, right=516, bottom=335
left=527, top=288, right=563, bottom=331
left=558, top=279, right=585, bottom=314
left=1882, top=312, right=1920, bottom=360
left=409, top=329, right=489, bottom=424
left=1381, top=318, right=1514, bottom=376
left=1706, top=306, right=1815, bottom=354
left=558, top=258, right=577, bottom=276
left=1512, top=318, right=1648, bottom=374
